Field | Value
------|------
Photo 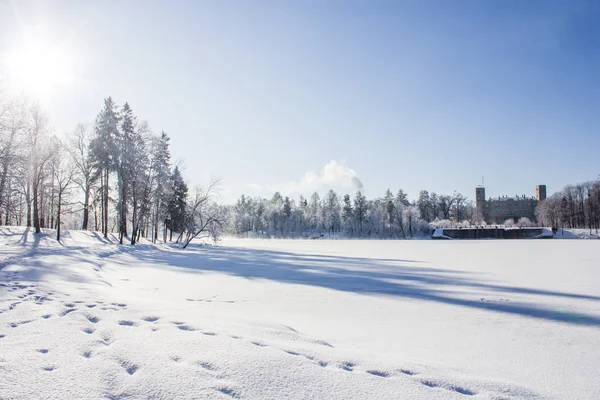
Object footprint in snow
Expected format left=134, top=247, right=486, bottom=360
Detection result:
left=37, top=349, right=49, bottom=354
left=312, top=340, right=334, bottom=348
left=82, top=327, right=95, bottom=334
left=60, top=308, right=77, bottom=317
left=196, top=361, right=217, bottom=371
left=41, top=366, right=56, bottom=372
left=420, top=380, right=476, bottom=396
left=86, top=314, right=100, bottom=323
left=141, top=316, right=160, bottom=322
left=216, top=387, right=240, bottom=398
left=177, top=324, right=196, bottom=331
left=366, top=370, right=389, bottom=378
left=9, top=320, right=33, bottom=328
left=118, top=320, right=136, bottom=326
left=340, top=362, right=355, bottom=372
left=119, top=360, right=139, bottom=375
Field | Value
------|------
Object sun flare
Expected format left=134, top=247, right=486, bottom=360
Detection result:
left=3, top=36, right=75, bottom=98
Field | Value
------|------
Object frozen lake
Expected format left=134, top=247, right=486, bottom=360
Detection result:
left=1, top=229, right=599, bottom=399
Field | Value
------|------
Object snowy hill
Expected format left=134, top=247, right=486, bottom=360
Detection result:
left=1, top=227, right=600, bottom=399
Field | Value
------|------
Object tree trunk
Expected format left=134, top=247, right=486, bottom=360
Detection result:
left=104, top=168, right=109, bottom=238
left=82, top=184, right=90, bottom=230
left=100, top=172, right=105, bottom=234
left=119, top=176, right=127, bottom=244
left=94, top=205, right=98, bottom=231
left=130, top=198, right=138, bottom=245
left=33, top=176, right=40, bottom=233
left=26, top=183, right=32, bottom=227
left=56, top=192, right=62, bottom=241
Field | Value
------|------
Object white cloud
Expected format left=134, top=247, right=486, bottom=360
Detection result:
left=273, top=160, right=364, bottom=196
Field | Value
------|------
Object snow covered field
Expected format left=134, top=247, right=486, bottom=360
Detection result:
left=1, top=228, right=599, bottom=400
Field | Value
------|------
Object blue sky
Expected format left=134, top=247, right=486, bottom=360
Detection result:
left=1, top=0, right=598, bottom=203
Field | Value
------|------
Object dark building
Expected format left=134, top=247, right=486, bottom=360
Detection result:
left=475, top=185, right=546, bottom=224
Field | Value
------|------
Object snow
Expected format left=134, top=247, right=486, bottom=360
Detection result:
left=1, top=227, right=600, bottom=399
left=554, top=228, right=600, bottom=240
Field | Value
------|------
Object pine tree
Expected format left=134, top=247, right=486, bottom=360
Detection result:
left=353, top=191, right=367, bottom=234
left=166, top=166, right=188, bottom=241
left=151, top=132, right=172, bottom=242
left=116, top=102, right=136, bottom=243
left=342, top=194, right=353, bottom=235
left=384, top=189, right=395, bottom=235
left=89, top=97, right=119, bottom=238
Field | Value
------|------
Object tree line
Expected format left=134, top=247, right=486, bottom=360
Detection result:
left=3, top=91, right=598, bottom=242
left=223, top=189, right=476, bottom=238
left=536, top=180, right=600, bottom=233
left=0, top=93, right=220, bottom=247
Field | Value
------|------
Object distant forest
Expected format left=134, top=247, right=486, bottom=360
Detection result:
left=224, top=179, right=600, bottom=238
left=1, top=93, right=599, bottom=243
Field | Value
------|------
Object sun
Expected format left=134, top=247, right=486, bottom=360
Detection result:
left=2, top=35, right=76, bottom=99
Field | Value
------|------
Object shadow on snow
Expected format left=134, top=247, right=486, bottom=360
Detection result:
left=129, top=243, right=600, bottom=328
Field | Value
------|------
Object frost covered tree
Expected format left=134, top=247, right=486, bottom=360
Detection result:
left=322, top=189, right=341, bottom=235
left=353, top=191, right=367, bottom=234
left=182, top=179, right=222, bottom=248
left=69, top=124, right=95, bottom=230
left=151, top=132, right=172, bottom=242
left=417, top=190, right=431, bottom=222
left=26, top=104, right=54, bottom=233
left=52, top=144, right=76, bottom=241
left=89, top=97, right=119, bottom=238
left=166, top=166, right=188, bottom=240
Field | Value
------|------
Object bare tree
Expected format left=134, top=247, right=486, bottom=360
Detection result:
left=70, top=124, right=95, bottom=230
left=26, top=104, right=53, bottom=233
left=52, top=148, right=76, bottom=241
left=182, top=179, right=223, bottom=249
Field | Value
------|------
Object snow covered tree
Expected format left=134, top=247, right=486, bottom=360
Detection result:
left=182, top=179, right=222, bottom=248
left=26, top=104, right=54, bottom=233
left=69, top=124, right=95, bottom=230
left=151, top=131, right=172, bottom=242
left=353, top=191, right=367, bottom=234
left=342, top=194, right=353, bottom=235
left=323, top=189, right=341, bottom=235
left=166, top=166, right=188, bottom=240
left=89, top=97, right=119, bottom=238
left=417, top=190, right=431, bottom=222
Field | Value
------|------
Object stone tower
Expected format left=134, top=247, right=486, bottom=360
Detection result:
left=475, top=187, right=486, bottom=221
left=475, top=187, right=486, bottom=207
left=536, top=185, right=546, bottom=201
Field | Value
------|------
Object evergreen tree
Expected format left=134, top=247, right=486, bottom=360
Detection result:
left=342, top=194, right=353, bottom=234
left=89, top=97, right=119, bottom=238
left=353, top=191, right=367, bottom=234
left=151, top=131, right=172, bottom=242
left=116, top=102, right=136, bottom=243
left=417, top=190, right=431, bottom=222
left=384, top=189, right=395, bottom=235
left=166, top=166, right=188, bottom=240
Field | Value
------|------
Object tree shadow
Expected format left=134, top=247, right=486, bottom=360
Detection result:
left=128, top=245, right=600, bottom=327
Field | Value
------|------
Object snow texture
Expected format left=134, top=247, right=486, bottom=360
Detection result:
left=1, top=227, right=599, bottom=399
